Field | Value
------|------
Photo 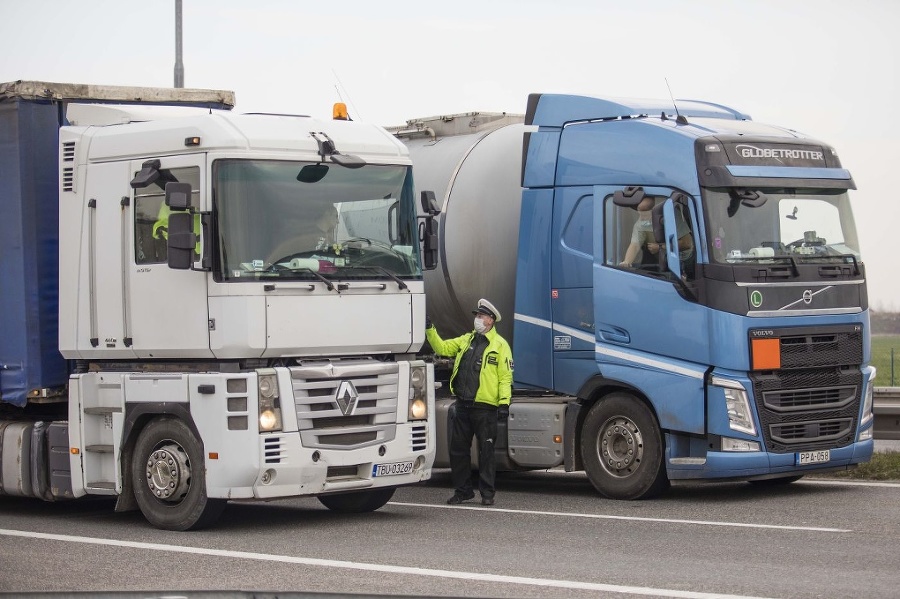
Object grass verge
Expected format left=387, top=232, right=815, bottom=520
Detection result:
left=813, top=450, right=900, bottom=481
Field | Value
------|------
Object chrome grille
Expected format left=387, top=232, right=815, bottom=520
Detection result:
left=291, top=360, right=399, bottom=450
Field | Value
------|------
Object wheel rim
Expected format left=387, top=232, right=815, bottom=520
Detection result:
left=596, top=416, right=643, bottom=478
left=145, top=442, right=192, bottom=502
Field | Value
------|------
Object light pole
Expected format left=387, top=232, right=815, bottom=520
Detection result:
left=174, top=0, right=184, bottom=88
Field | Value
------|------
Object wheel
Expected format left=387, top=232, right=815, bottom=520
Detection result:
left=317, top=488, right=396, bottom=513
left=131, top=417, right=225, bottom=530
left=580, top=393, right=669, bottom=500
left=748, top=475, right=804, bottom=486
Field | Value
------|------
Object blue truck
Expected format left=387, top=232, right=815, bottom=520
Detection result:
left=393, top=94, right=875, bottom=499
left=0, top=81, right=436, bottom=529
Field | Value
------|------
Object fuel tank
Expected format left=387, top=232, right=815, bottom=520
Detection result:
left=400, top=116, right=528, bottom=343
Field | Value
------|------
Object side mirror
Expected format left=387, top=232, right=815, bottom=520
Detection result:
left=736, top=189, right=768, bottom=208
left=660, top=200, right=683, bottom=278
left=130, top=159, right=162, bottom=189
left=422, top=217, right=439, bottom=270
left=297, top=164, right=329, bottom=183
left=165, top=181, right=193, bottom=210
left=420, top=190, right=441, bottom=215
left=418, top=191, right=440, bottom=270
left=613, top=186, right=645, bottom=208
left=167, top=212, right=196, bottom=270
left=650, top=203, right=666, bottom=245
left=330, top=153, right=366, bottom=169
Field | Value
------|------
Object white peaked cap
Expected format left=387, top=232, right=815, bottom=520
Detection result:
left=472, top=298, right=501, bottom=322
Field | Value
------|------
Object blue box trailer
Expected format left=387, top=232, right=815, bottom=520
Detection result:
left=0, top=94, right=68, bottom=407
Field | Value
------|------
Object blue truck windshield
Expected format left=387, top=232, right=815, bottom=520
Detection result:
left=213, top=160, right=421, bottom=282
left=703, top=189, right=861, bottom=265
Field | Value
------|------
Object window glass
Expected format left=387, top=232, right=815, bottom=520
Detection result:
left=213, top=160, right=421, bottom=282
left=134, top=166, right=200, bottom=264
left=561, top=194, right=593, bottom=255
left=704, top=189, right=860, bottom=264
left=605, top=195, right=695, bottom=276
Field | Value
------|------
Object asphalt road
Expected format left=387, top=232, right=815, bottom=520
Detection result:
left=1, top=469, right=898, bottom=599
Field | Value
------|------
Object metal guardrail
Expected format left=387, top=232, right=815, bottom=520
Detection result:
left=874, top=387, right=900, bottom=440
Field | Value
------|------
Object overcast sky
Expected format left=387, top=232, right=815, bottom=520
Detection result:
left=2, top=0, right=897, bottom=309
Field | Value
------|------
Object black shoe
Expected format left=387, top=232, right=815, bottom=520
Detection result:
left=447, top=491, right=475, bottom=505
left=481, top=497, right=495, bottom=506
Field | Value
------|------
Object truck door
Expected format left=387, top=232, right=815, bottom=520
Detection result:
left=128, top=157, right=213, bottom=358
left=592, top=185, right=708, bottom=434
left=77, top=161, right=138, bottom=357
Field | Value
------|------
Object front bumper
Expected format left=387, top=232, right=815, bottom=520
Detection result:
left=666, top=438, right=874, bottom=480
left=207, top=422, right=433, bottom=499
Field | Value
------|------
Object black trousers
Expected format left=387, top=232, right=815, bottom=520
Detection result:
left=448, top=401, right=498, bottom=499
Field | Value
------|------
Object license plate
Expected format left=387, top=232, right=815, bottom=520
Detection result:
left=372, top=461, right=414, bottom=477
left=796, top=450, right=830, bottom=465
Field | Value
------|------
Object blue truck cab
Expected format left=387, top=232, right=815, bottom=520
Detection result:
left=397, top=93, right=874, bottom=499
left=514, top=93, right=874, bottom=496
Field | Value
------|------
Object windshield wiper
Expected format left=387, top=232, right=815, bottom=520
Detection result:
left=355, top=265, right=408, bottom=290
left=731, top=255, right=800, bottom=277
left=830, top=254, right=861, bottom=276
left=268, top=265, right=337, bottom=291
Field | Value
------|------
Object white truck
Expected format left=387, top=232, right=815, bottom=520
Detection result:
left=0, top=81, right=436, bottom=530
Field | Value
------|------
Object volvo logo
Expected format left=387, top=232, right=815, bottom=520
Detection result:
left=335, top=380, right=359, bottom=416
left=802, top=289, right=813, bottom=305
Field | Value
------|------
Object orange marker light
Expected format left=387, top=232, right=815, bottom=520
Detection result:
left=70, top=448, right=80, bottom=455
left=208, top=452, right=219, bottom=460
left=751, top=338, right=781, bottom=370
left=333, top=102, right=349, bottom=120
left=553, top=435, right=562, bottom=444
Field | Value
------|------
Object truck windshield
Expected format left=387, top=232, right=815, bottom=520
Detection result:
left=703, top=188, right=861, bottom=265
left=213, top=160, right=421, bottom=282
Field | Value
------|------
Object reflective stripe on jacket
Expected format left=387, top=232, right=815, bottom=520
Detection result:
left=426, top=325, right=513, bottom=407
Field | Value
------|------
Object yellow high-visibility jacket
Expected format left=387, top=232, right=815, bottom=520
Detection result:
left=426, top=325, right=513, bottom=407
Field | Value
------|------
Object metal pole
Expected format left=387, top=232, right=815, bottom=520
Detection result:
left=892, top=347, right=895, bottom=386
left=174, top=0, right=184, bottom=88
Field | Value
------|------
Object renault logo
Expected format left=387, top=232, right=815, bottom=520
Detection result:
left=802, top=289, right=813, bottom=304
left=335, top=380, right=359, bottom=416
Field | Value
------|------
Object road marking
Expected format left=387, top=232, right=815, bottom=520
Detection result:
left=0, top=527, right=776, bottom=599
left=801, top=479, right=900, bottom=488
left=389, top=502, right=851, bottom=533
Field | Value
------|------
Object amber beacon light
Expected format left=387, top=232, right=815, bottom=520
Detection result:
left=333, top=102, right=350, bottom=120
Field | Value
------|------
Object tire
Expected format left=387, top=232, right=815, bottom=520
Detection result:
left=317, top=488, right=396, bottom=513
left=131, top=417, right=226, bottom=530
left=580, top=393, right=669, bottom=500
left=749, top=475, right=804, bottom=486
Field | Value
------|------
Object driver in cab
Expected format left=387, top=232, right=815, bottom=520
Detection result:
left=619, top=196, right=693, bottom=268
left=267, top=206, right=339, bottom=264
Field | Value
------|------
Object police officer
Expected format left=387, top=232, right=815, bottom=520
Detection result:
left=426, top=299, right=513, bottom=506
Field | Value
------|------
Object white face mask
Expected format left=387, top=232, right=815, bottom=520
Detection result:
left=474, top=317, right=488, bottom=334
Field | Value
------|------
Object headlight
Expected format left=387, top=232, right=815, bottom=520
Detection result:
left=259, top=375, right=276, bottom=399
left=409, top=398, right=427, bottom=420
left=408, top=365, right=428, bottom=421
left=258, top=370, right=283, bottom=432
left=712, top=376, right=757, bottom=436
